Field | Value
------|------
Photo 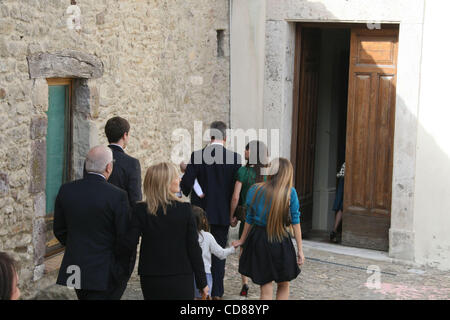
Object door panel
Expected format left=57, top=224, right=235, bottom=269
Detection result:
left=342, top=28, right=398, bottom=251
left=45, top=79, right=72, bottom=257
left=291, top=27, right=321, bottom=236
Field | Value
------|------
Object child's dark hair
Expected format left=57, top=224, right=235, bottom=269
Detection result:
left=0, top=252, right=17, bottom=300
left=192, top=205, right=209, bottom=233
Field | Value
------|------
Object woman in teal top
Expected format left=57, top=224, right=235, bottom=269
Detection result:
left=245, top=186, right=301, bottom=227
left=229, top=140, right=268, bottom=297
left=232, top=158, right=305, bottom=300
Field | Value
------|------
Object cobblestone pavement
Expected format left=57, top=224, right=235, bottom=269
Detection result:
left=35, top=229, right=450, bottom=300
left=120, top=242, right=450, bottom=300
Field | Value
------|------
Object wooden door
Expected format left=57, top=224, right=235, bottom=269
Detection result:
left=291, top=27, right=321, bottom=236
left=342, top=28, right=398, bottom=251
left=45, top=78, right=72, bottom=257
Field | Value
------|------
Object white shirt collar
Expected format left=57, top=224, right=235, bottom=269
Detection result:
left=211, top=141, right=224, bottom=146
left=87, top=172, right=107, bottom=180
left=110, top=143, right=124, bottom=151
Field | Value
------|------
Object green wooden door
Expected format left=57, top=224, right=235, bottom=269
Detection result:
left=45, top=84, right=71, bottom=255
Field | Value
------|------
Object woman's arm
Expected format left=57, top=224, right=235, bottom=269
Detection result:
left=231, top=222, right=252, bottom=248
left=230, top=181, right=242, bottom=226
left=292, top=223, right=305, bottom=266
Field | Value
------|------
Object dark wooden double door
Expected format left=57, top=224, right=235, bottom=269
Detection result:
left=292, top=25, right=399, bottom=251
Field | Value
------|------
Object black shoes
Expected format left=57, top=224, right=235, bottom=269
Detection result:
left=330, top=231, right=338, bottom=243
left=240, top=284, right=249, bottom=297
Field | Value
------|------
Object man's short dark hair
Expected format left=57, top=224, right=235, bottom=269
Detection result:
left=210, top=121, right=227, bottom=141
left=105, top=117, right=130, bottom=143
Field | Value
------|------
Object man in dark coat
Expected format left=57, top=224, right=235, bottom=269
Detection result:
left=180, top=121, right=242, bottom=299
left=104, top=116, right=142, bottom=207
left=54, top=146, right=131, bottom=300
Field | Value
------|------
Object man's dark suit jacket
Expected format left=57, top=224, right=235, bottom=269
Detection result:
left=180, top=144, right=242, bottom=226
left=108, top=144, right=142, bottom=207
left=53, top=174, right=131, bottom=291
left=125, top=201, right=207, bottom=290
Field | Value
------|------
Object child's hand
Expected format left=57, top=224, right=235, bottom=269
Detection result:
left=232, top=240, right=242, bottom=248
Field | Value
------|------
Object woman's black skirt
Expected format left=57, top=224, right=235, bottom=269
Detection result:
left=238, top=225, right=300, bottom=285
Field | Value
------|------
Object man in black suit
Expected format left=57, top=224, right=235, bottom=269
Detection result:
left=180, top=121, right=242, bottom=299
left=54, top=146, right=131, bottom=300
left=104, top=116, right=142, bottom=207
left=104, top=117, right=142, bottom=290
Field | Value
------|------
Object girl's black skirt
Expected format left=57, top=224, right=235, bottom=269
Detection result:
left=238, top=225, right=301, bottom=285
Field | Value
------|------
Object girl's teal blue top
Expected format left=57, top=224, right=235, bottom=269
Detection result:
left=245, top=185, right=301, bottom=226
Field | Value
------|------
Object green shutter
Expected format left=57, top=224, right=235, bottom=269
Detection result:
left=46, top=85, right=69, bottom=215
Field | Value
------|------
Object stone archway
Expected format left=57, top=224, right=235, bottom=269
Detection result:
left=27, top=50, right=103, bottom=280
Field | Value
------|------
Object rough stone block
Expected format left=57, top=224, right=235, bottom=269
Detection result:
left=389, top=228, right=415, bottom=261
left=73, top=80, right=91, bottom=114
left=96, top=11, right=106, bottom=25
left=34, top=193, right=45, bottom=218
left=31, top=78, right=48, bottom=110
left=0, top=172, right=8, bottom=195
left=32, top=218, right=46, bottom=266
left=33, top=264, right=45, bottom=282
left=27, top=50, right=104, bottom=79
left=30, top=116, right=47, bottom=140
left=89, top=85, right=99, bottom=118
left=30, top=139, right=46, bottom=193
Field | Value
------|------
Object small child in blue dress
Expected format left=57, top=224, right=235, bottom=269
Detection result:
left=191, top=206, right=237, bottom=299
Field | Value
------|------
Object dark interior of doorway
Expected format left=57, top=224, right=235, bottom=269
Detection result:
left=303, top=26, right=350, bottom=244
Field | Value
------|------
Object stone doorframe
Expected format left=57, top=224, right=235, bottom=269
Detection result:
left=231, top=0, right=426, bottom=263
left=27, top=50, right=103, bottom=280
left=264, top=1, right=425, bottom=263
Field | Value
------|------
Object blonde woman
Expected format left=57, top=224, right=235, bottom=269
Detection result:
left=232, top=158, right=305, bottom=300
left=125, top=162, right=208, bottom=300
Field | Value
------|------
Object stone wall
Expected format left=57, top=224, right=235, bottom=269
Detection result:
left=0, top=0, right=230, bottom=298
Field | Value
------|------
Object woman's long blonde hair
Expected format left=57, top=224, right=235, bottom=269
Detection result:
left=143, top=162, right=181, bottom=215
left=250, top=158, right=294, bottom=242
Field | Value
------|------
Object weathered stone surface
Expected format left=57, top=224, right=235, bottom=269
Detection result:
left=31, top=78, right=48, bottom=111
left=0, top=88, right=5, bottom=99
left=0, top=173, right=9, bottom=195
left=72, top=80, right=91, bottom=114
left=33, top=264, right=45, bottom=282
left=30, top=117, right=47, bottom=140
left=27, top=50, right=104, bottom=79
left=89, top=85, right=100, bottom=118
left=32, top=218, right=46, bottom=266
left=33, top=193, right=45, bottom=218
left=29, top=139, right=46, bottom=193
left=96, top=11, right=106, bottom=25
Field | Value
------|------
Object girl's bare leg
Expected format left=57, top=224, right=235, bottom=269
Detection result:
left=260, top=282, right=273, bottom=300
left=276, top=282, right=290, bottom=300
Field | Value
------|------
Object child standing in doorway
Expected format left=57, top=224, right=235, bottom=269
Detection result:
left=191, top=206, right=237, bottom=299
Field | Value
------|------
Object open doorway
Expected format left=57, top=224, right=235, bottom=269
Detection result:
left=291, top=23, right=399, bottom=251
left=310, top=27, right=350, bottom=244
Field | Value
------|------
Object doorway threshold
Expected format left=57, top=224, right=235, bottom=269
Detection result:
left=302, top=239, right=392, bottom=263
